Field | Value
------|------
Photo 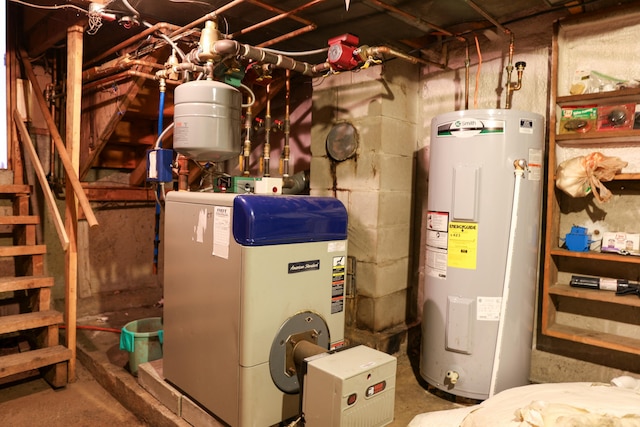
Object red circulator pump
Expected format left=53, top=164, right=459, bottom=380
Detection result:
left=327, top=33, right=361, bottom=71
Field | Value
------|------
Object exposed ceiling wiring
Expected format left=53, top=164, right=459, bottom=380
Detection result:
left=8, top=0, right=109, bottom=35
left=8, top=0, right=87, bottom=14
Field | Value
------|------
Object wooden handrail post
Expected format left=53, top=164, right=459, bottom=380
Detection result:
left=12, top=110, right=70, bottom=251
left=17, top=48, right=99, bottom=229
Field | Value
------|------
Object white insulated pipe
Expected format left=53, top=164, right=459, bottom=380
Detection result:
left=488, top=159, right=527, bottom=397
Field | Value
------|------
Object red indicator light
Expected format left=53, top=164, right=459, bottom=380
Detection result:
left=347, top=393, right=357, bottom=405
left=366, top=381, right=386, bottom=397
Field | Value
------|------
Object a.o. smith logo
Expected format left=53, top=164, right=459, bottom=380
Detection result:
left=288, top=260, right=320, bottom=274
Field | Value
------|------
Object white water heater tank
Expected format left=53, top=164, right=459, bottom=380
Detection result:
left=173, top=80, right=242, bottom=161
left=420, top=109, right=544, bottom=400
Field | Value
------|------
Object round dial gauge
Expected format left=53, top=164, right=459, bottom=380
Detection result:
left=326, top=122, right=358, bottom=162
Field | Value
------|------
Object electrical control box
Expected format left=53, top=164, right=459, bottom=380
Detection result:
left=215, top=176, right=283, bottom=194
left=303, top=345, right=397, bottom=427
left=146, top=148, right=173, bottom=182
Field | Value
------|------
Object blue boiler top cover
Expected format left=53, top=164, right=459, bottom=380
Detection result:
left=233, top=195, right=348, bottom=246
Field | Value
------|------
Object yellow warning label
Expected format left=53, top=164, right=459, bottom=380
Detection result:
left=447, top=222, right=478, bottom=269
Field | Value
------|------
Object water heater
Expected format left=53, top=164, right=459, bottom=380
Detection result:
left=420, top=109, right=544, bottom=400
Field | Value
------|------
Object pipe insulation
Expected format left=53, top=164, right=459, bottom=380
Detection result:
left=213, top=39, right=328, bottom=76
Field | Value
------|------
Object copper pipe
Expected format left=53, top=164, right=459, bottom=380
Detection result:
left=233, top=0, right=323, bottom=38
left=505, top=33, right=515, bottom=109
left=465, top=42, right=470, bottom=109
left=177, top=155, right=189, bottom=191
left=242, top=105, right=252, bottom=176
left=262, top=83, right=272, bottom=177
left=365, top=0, right=465, bottom=42
left=85, top=22, right=182, bottom=67
left=363, top=46, right=441, bottom=68
left=257, top=24, right=318, bottom=48
left=82, top=69, right=179, bottom=93
left=83, top=57, right=164, bottom=82
left=169, top=0, right=246, bottom=38
left=282, top=69, right=291, bottom=178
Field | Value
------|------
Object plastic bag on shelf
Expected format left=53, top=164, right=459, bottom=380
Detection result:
left=555, top=152, right=628, bottom=202
left=569, top=70, right=637, bottom=94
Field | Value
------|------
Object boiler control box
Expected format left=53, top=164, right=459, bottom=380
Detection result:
left=303, top=345, right=397, bottom=427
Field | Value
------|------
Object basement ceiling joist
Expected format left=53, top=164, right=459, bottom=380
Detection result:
left=10, top=0, right=640, bottom=64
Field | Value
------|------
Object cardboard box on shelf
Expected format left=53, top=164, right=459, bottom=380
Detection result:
left=559, top=106, right=597, bottom=134
left=596, top=104, right=635, bottom=131
left=601, top=232, right=640, bottom=254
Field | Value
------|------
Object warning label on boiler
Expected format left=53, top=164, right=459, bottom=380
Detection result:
left=447, top=221, right=478, bottom=270
left=331, top=256, right=345, bottom=314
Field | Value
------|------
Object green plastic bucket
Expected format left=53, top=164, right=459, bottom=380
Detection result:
left=119, top=317, right=163, bottom=376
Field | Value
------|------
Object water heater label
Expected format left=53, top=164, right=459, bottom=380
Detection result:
left=477, top=296, right=502, bottom=321
left=436, top=119, right=505, bottom=138
left=425, top=211, right=450, bottom=279
left=448, top=222, right=478, bottom=270
left=528, top=148, right=543, bottom=181
left=519, top=118, right=534, bottom=134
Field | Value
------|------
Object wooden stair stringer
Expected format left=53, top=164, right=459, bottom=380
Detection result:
left=0, top=183, right=71, bottom=388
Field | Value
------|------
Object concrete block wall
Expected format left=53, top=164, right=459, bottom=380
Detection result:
left=310, top=59, right=419, bottom=348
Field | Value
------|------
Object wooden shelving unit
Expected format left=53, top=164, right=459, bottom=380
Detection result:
left=540, top=7, right=640, bottom=368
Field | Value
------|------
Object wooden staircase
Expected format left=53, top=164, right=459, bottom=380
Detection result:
left=0, top=182, right=71, bottom=387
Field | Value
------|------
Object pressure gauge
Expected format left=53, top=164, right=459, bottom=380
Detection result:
left=326, top=122, right=358, bottom=162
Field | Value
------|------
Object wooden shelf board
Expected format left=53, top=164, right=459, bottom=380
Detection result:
left=555, top=131, right=640, bottom=145
left=548, top=283, right=640, bottom=307
left=543, top=323, right=640, bottom=355
left=556, top=87, right=640, bottom=107
left=549, top=248, right=640, bottom=265
left=613, top=173, right=640, bottom=180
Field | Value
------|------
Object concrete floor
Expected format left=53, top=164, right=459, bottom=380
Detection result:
left=0, top=305, right=466, bottom=426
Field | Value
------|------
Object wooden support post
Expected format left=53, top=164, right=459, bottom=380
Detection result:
left=64, top=25, right=84, bottom=383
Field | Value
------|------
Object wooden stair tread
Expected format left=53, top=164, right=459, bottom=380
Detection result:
left=0, top=245, right=47, bottom=257
left=0, top=185, right=30, bottom=195
left=0, top=216, right=40, bottom=225
left=0, top=345, right=72, bottom=379
left=0, top=275, right=54, bottom=292
left=0, top=310, right=63, bottom=335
